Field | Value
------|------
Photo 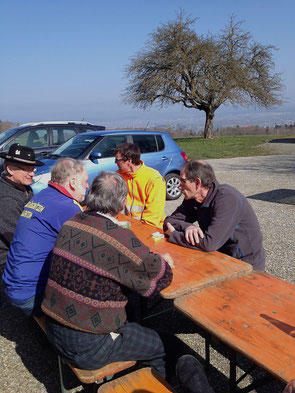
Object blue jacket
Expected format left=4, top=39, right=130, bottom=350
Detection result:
left=3, top=183, right=83, bottom=303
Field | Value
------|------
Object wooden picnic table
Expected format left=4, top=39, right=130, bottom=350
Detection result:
left=174, top=271, right=295, bottom=391
left=118, top=214, right=252, bottom=299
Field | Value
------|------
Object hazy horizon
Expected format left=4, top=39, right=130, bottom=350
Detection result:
left=1, top=0, right=294, bottom=131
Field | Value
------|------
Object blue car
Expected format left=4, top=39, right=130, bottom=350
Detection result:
left=32, top=130, right=188, bottom=200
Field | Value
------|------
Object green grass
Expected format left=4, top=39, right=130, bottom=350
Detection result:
left=174, top=134, right=294, bottom=160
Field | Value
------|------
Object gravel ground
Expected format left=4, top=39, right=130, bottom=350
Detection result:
left=0, top=144, right=294, bottom=393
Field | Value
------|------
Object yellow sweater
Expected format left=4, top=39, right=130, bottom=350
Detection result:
left=118, top=161, right=166, bottom=228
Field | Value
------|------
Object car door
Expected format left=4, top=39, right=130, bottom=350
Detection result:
left=83, top=134, right=128, bottom=184
left=4, top=127, right=50, bottom=156
left=131, top=134, right=171, bottom=176
left=50, top=126, right=79, bottom=152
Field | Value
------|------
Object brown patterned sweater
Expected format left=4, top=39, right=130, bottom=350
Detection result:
left=41, top=211, right=173, bottom=334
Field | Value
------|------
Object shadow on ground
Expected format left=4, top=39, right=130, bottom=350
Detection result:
left=248, top=189, right=295, bottom=204
left=269, top=138, right=295, bottom=144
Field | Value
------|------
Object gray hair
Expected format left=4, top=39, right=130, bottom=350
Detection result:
left=86, top=171, right=128, bottom=216
left=50, top=158, right=84, bottom=185
left=183, top=160, right=216, bottom=188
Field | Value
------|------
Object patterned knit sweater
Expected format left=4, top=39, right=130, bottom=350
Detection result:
left=41, top=211, right=173, bottom=334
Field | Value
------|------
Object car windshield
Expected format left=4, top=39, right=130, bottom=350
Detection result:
left=0, top=127, right=20, bottom=146
left=50, top=134, right=100, bottom=158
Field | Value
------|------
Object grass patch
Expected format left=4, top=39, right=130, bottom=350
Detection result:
left=174, top=135, right=294, bottom=160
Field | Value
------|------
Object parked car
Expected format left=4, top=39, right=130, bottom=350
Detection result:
left=32, top=130, right=188, bottom=200
left=0, top=121, right=105, bottom=172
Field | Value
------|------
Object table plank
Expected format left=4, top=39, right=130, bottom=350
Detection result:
left=118, top=214, right=252, bottom=299
left=174, top=272, right=295, bottom=383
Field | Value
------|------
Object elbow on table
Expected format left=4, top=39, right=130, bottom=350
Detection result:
left=199, top=242, right=218, bottom=253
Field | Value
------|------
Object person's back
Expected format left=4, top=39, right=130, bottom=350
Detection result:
left=3, top=184, right=83, bottom=305
left=41, top=171, right=173, bottom=378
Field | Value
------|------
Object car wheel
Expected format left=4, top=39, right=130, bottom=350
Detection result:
left=165, top=173, right=181, bottom=200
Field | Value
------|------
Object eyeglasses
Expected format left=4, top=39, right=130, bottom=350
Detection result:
left=12, top=164, right=37, bottom=173
left=115, top=157, right=127, bottom=163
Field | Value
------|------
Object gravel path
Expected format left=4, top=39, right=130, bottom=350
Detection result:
left=1, top=149, right=294, bottom=393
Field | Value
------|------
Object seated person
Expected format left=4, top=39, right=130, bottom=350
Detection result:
left=115, top=142, right=166, bottom=228
left=0, top=144, right=44, bottom=268
left=164, top=160, right=265, bottom=270
left=2, top=158, right=89, bottom=316
left=41, top=171, right=173, bottom=378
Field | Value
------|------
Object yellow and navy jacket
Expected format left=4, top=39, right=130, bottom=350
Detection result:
left=118, top=161, right=166, bottom=228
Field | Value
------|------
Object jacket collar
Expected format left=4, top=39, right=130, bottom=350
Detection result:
left=200, top=180, right=219, bottom=207
left=48, top=181, right=75, bottom=199
left=128, top=160, right=145, bottom=178
left=1, top=173, right=32, bottom=193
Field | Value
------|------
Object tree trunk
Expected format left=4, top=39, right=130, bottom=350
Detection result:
left=203, top=109, right=215, bottom=139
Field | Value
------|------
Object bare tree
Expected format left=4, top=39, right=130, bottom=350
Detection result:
left=123, top=12, right=284, bottom=139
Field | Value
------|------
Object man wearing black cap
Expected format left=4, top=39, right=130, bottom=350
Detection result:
left=0, top=144, right=44, bottom=267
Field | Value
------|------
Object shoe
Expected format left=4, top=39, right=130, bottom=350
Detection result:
left=176, top=355, right=215, bottom=393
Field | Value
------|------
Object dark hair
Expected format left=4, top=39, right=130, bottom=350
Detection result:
left=182, top=160, right=216, bottom=188
left=114, top=143, right=141, bottom=165
left=86, top=171, right=128, bottom=216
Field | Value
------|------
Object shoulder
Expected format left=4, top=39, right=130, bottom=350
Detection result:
left=216, top=183, right=244, bottom=200
left=139, top=163, right=163, bottom=180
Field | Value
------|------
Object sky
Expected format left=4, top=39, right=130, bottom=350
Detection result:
left=1, top=0, right=295, bottom=130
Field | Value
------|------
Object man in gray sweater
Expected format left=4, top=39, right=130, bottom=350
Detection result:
left=164, top=160, right=265, bottom=270
left=0, top=144, right=44, bottom=268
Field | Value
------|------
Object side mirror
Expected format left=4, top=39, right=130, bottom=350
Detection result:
left=89, top=151, right=102, bottom=162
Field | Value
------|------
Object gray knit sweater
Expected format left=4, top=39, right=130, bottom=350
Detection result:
left=0, top=174, right=33, bottom=266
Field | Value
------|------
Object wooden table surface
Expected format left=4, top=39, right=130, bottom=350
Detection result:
left=118, top=214, right=252, bottom=299
left=174, top=271, right=295, bottom=383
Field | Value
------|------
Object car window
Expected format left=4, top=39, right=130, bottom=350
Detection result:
left=132, top=134, right=158, bottom=153
left=156, top=135, right=165, bottom=151
left=53, top=133, right=99, bottom=158
left=91, top=135, right=128, bottom=158
left=52, top=127, right=77, bottom=145
left=0, top=127, right=20, bottom=146
left=6, top=128, right=48, bottom=149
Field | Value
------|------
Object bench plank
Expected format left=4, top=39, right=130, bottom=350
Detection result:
left=97, top=367, right=176, bottom=392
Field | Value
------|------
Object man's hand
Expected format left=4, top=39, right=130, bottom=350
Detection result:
left=185, top=225, right=204, bottom=246
left=164, top=222, right=176, bottom=237
left=283, top=379, right=295, bottom=393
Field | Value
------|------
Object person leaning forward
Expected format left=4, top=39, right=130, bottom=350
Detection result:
left=0, top=144, right=44, bottom=268
left=2, top=158, right=89, bottom=316
left=41, top=171, right=173, bottom=378
left=115, top=142, right=166, bottom=228
left=164, top=160, right=265, bottom=271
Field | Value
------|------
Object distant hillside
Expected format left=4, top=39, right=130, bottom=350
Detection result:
left=0, top=120, right=19, bottom=133
left=213, top=124, right=295, bottom=137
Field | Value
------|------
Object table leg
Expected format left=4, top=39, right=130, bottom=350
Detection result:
left=205, top=333, right=211, bottom=370
left=229, top=349, right=237, bottom=393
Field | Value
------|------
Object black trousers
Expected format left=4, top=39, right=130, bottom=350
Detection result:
left=46, top=318, right=166, bottom=378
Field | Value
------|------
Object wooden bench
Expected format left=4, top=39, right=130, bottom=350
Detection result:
left=34, top=315, right=136, bottom=392
left=97, top=367, right=176, bottom=393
